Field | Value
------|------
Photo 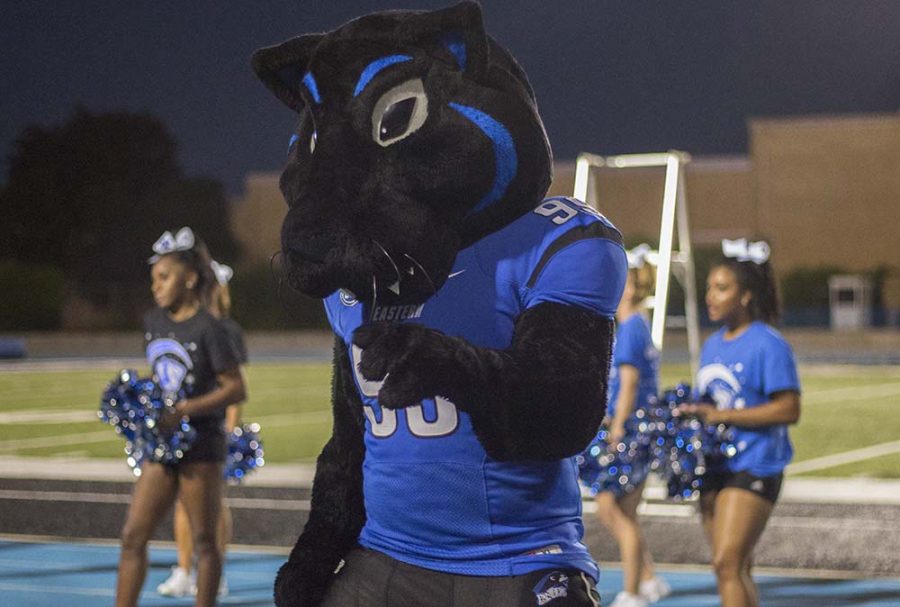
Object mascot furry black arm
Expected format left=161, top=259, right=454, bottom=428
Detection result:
left=252, top=3, right=627, bottom=606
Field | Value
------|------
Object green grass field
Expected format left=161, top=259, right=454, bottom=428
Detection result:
left=2, top=362, right=899, bottom=478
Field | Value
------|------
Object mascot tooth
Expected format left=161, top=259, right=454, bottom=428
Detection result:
left=253, top=3, right=627, bottom=606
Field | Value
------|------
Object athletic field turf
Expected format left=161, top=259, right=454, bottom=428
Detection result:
left=2, top=360, right=899, bottom=605
left=2, top=361, right=899, bottom=478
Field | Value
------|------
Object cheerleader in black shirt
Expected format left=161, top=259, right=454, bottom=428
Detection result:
left=115, top=228, right=246, bottom=607
left=158, top=260, right=248, bottom=598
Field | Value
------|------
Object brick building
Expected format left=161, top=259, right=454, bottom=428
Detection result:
left=232, top=113, right=900, bottom=319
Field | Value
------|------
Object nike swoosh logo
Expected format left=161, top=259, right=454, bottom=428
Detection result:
left=448, top=269, right=467, bottom=278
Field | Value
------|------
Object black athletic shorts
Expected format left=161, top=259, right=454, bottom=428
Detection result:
left=701, top=469, right=784, bottom=504
left=319, top=547, right=602, bottom=607
left=177, top=421, right=226, bottom=465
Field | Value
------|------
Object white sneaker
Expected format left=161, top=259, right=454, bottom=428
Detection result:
left=639, top=576, right=672, bottom=603
left=157, top=566, right=194, bottom=597
left=609, top=591, right=649, bottom=607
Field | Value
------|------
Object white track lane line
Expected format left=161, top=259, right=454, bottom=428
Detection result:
left=0, top=582, right=114, bottom=596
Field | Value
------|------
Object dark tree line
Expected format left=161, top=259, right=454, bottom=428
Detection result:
left=1, top=108, right=239, bottom=328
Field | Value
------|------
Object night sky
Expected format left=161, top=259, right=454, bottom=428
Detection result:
left=3, top=1, right=898, bottom=194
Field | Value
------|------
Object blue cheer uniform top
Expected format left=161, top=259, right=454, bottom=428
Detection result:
left=696, top=321, right=800, bottom=476
left=324, top=197, right=627, bottom=580
left=606, top=313, right=659, bottom=419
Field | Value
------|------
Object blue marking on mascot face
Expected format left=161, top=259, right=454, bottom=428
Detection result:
left=354, top=55, right=413, bottom=97
left=441, top=33, right=467, bottom=71
left=287, top=133, right=299, bottom=154
left=302, top=72, right=321, bottom=104
left=448, top=102, right=517, bottom=215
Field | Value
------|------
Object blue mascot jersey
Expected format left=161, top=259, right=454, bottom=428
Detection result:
left=606, top=313, right=659, bottom=418
left=696, top=321, right=801, bottom=476
left=324, top=197, right=627, bottom=580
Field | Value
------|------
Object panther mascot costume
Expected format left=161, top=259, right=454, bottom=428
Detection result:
left=252, top=3, right=627, bottom=605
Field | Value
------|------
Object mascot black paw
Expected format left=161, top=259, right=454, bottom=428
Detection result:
left=352, top=321, right=463, bottom=410
left=252, top=2, right=627, bottom=605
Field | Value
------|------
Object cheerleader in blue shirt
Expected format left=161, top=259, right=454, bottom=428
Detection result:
left=679, top=238, right=801, bottom=607
left=587, top=245, right=670, bottom=607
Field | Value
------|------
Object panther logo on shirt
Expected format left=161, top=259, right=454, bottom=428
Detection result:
left=697, top=363, right=743, bottom=410
left=146, top=338, right=194, bottom=394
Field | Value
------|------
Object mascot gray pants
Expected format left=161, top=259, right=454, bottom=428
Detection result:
left=319, top=548, right=602, bottom=607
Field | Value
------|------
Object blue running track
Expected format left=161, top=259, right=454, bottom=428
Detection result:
left=1, top=540, right=898, bottom=606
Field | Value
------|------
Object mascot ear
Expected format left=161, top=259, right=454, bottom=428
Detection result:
left=397, top=1, right=489, bottom=79
left=251, top=34, right=324, bottom=113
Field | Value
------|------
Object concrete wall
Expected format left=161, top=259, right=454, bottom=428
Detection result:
left=750, top=114, right=900, bottom=306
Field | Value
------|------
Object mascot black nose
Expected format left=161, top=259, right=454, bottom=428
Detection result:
left=286, top=248, right=325, bottom=265
left=283, top=233, right=332, bottom=264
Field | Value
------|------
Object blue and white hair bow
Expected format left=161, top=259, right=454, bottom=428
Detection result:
left=626, top=243, right=657, bottom=269
left=148, top=227, right=195, bottom=263
left=211, top=260, right=234, bottom=286
left=722, top=238, right=770, bottom=265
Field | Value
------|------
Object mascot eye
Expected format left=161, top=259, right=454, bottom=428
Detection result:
left=380, top=99, right=416, bottom=140
left=372, top=79, right=428, bottom=147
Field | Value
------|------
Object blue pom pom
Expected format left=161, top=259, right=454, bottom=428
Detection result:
left=647, top=384, right=735, bottom=501
left=99, top=369, right=196, bottom=475
left=578, top=409, right=655, bottom=497
left=578, top=383, right=737, bottom=500
left=224, top=423, right=265, bottom=484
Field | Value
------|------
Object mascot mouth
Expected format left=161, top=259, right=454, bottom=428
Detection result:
left=280, top=193, right=464, bottom=302
left=282, top=232, right=458, bottom=303
left=284, top=234, right=332, bottom=265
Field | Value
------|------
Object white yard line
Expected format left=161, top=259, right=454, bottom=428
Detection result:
left=249, top=410, right=331, bottom=426
left=3, top=368, right=900, bottom=481
left=4, top=377, right=897, bottom=428
left=0, top=408, right=330, bottom=428
left=801, top=381, right=900, bottom=406
left=0, top=409, right=98, bottom=424
left=0, top=409, right=330, bottom=454
left=787, top=439, right=900, bottom=475
left=0, top=430, right=114, bottom=452
left=0, top=359, right=146, bottom=373
left=800, top=364, right=900, bottom=378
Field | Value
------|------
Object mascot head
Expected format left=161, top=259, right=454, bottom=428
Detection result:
left=252, top=1, right=551, bottom=303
